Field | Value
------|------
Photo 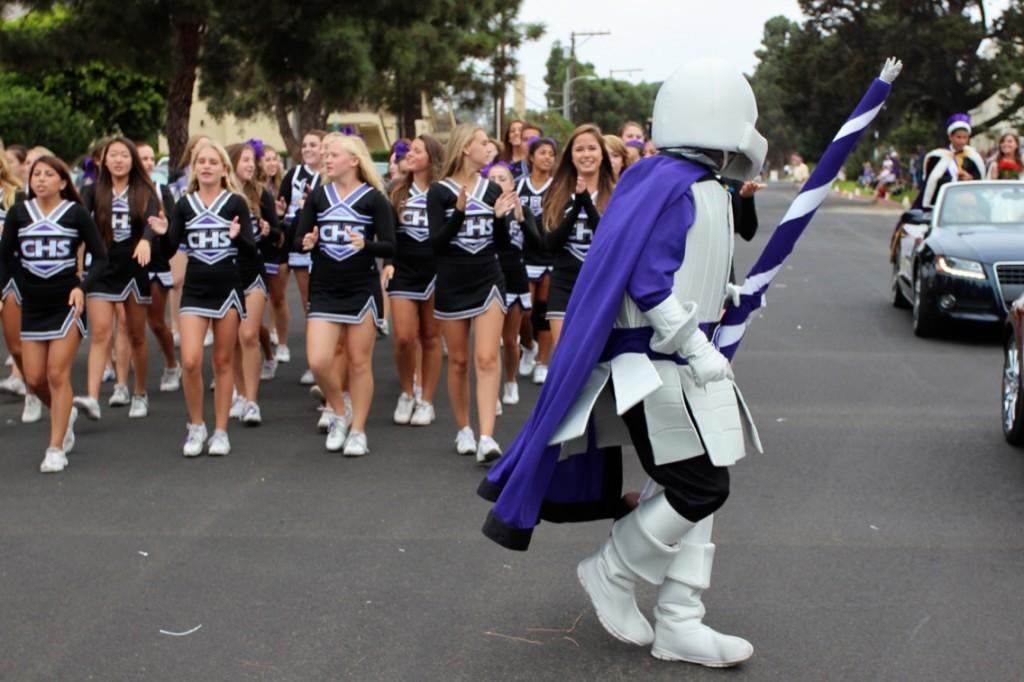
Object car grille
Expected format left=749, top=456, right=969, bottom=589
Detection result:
left=997, top=264, right=1024, bottom=285
left=996, top=263, right=1024, bottom=309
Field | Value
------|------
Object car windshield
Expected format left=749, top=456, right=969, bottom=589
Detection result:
left=937, top=184, right=1024, bottom=228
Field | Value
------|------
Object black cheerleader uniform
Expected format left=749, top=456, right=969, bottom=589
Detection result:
left=387, top=183, right=437, bottom=300
left=426, top=176, right=510, bottom=320
left=510, top=158, right=529, bottom=181
left=82, top=184, right=160, bottom=304
left=147, top=182, right=177, bottom=290
left=517, top=176, right=553, bottom=282
left=253, top=188, right=284, bottom=279
left=238, top=189, right=283, bottom=297
left=0, top=199, right=107, bottom=340
left=162, top=190, right=256, bottom=319
left=279, top=165, right=321, bottom=270
left=546, top=192, right=600, bottom=320
left=0, top=188, right=26, bottom=304
left=497, top=206, right=541, bottom=310
left=294, top=182, right=395, bottom=325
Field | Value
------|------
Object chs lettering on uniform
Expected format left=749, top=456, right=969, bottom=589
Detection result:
left=462, top=216, right=493, bottom=239
left=319, top=223, right=364, bottom=244
left=23, top=239, right=73, bottom=259
left=401, top=207, right=428, bottom=228
left=112, top=212, right=132, bottom=242
left=187, top=230, right=231, bottom=250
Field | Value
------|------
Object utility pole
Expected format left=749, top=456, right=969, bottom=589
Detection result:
left=563, top=30, right=610, bottom=123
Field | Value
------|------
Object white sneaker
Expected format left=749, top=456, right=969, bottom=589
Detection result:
left=173, top=330, right=181, bottom=348
left=476, top=435, right=502, bottom=464
left=496, top=399, right=503, bottom=417
left=532, top=364, right=548, bottom=385
left=207, top=429, right=231, bottom=456
left=101, top=366, right=116, bottom=383
left=325, top=414, right=348, bottom=451
left=73, top=395, right=101, bottom=421
left=229, top=394, right=247, bottom=419
left=377, top=319, right=390, bottom=337
left=160, top=366, right=182, bottom=392
left=309, top=384, right=324, bottom=403
left=393, top=392, right=416, bottom=424
left=275, top=344, right=291, bottom=363
left=40, top=447, right=68, bottom=473
left=260, top=358, right=277, bottom=380
left=183, top=423, right=207, bottom=457
left=270, top=329, right=279, bottom=346
left=343, top=430, right=369, bottom=456
left=128, top=394, right=149, bottom=419
left=318, top=406, right=336, bottom=433
left=519, top=342, right=538, bottom=377
left=413, top=376, right=422, bottom=401
left=241, top=401, right=262, bottom=426
left=203, top=329, right=214, bottom=347
left=0, top=374, right=26, bottom=396
left=22, top=393, right=43, bottom=423
left=455, top=426, right=477, bottom=455
left=300, top=368, right=315, bottom=385
left=63, top=406, right=78, bottom=453
left=503, top=382, right=520, bottom=405
left=108, top=384, right=130, bottom=407
left=410, top=401, right=435, bottom=426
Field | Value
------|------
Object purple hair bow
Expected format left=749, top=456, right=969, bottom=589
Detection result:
left=393, top=140, right=410, bottom=162
left=246, top=138, right=266, bottom=160
left=481, top=160, right=514, bottom=178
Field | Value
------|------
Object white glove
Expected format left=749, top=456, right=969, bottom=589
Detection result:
left=725, top=283, right=742, bottom=307
left=880, top=57, right=903, bottom=84
left=680, top=329, right=734, bottom=387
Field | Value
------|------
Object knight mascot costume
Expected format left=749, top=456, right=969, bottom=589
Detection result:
left=478, top=58, right=768, bottom=668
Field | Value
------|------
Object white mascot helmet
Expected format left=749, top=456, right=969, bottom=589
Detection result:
left=651, top=58, right=768, bottom=181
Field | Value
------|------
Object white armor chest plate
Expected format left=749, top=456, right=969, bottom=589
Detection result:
left=674, top=180, right=734, bottom=323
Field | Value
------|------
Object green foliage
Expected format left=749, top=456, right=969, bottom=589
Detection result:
left=521, top=109, right=574, bottom=143
left=0, top=84, right=93, bottom=159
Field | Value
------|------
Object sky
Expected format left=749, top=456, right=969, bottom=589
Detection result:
left=512, top=0, right=804, bottom=110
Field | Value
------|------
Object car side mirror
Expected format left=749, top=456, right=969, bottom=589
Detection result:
left=901, top=208, right=930, bottom=225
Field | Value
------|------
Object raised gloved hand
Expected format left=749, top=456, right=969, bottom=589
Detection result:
left=880, top=57, right=903, bottom=84
left=680, top=329, right=734, bottom=387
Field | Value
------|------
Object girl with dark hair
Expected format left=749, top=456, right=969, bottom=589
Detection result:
left=277, top=130, right=326, bottom=383
left=484, top=162, right=541, bottom=407
left=987, top=132, right=1024, bottom=180
left=227, top=142, right=282, bottom=426
left=516, top=136, right=557, bottom=384
left=387, top=134, right=445, bottom=427
left=514, top=123, right=543, bottom=179
left=501, top=119, right=524, bottom=167
left=149, top=141, right=257, bottom=457
left=427, top=124, right=512, bottom=463
left=0, top=156, right=108, bottom=472
left=74, top=138, right=161, bottom=421
left=543, top=124, right=615, bottom=348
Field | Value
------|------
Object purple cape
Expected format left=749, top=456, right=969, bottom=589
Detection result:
left=478, top=156, right=708, bottom=550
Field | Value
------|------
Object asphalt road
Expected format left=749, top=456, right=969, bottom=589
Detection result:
left=1, top=184, right=1019, bottom=681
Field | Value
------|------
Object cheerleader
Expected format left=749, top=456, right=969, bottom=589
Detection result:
left=294, top=133, right=395, bottom=455
left=136, top=141, right=182, bottom=392
left=603, top=134, right=633, bottom=180
left=262, top=145, right=284, bottom=196
left=0, top=155, right=108, bottom=472
left=74, top=138, right=160, bottom=421
left=169, top=135, right=211, bottom=347
left=516, top=136, right=557, bottom=384
left=227, top=142, right=282, bottom=425
left=501, top=120, right=525, bottom=178
left=4, top=145, right=28, bottom=185
left=427, top=124, right=511, bottom=462
left=620, top=120, right=645, bottom=144
left=277, top=129, right=326, bottom=381
left=484, top=162, right=542, bottom=407
left=387, top=135, right=445, bottom=427
left=0, top=146, right=35, bottom=421
left=543, top=124, right=615, bottom=346
left=149, top=141, right=256, bottom=457
left=515, top=123, right=543, bottom=179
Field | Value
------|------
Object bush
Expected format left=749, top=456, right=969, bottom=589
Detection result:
left=0, top=85, right=93, bottom=161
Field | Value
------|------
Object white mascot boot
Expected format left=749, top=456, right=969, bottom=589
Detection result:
left=650, top=515, right=753, bottom=667
left=577, top=493, right=686, bottom=646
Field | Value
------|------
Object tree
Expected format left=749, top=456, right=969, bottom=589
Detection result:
left=0, top=82, right=93, bottom=159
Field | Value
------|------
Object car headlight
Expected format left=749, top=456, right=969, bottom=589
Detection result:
left=936, top=256, right=986, bottom=280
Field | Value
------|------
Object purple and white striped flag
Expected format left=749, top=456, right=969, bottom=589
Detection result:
left=713, top=58, right=903, bottom=359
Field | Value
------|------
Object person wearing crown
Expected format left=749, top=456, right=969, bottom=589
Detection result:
left=917, top=113, right=985, bottom=209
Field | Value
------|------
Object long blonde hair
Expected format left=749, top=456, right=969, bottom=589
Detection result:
left=441, top=124, right=485, bottom=179
left=322, top=133, right=384, bottom=192
left=0, top=143, right=23, bottom=210
left=186, top=141, right=242, bottom=195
